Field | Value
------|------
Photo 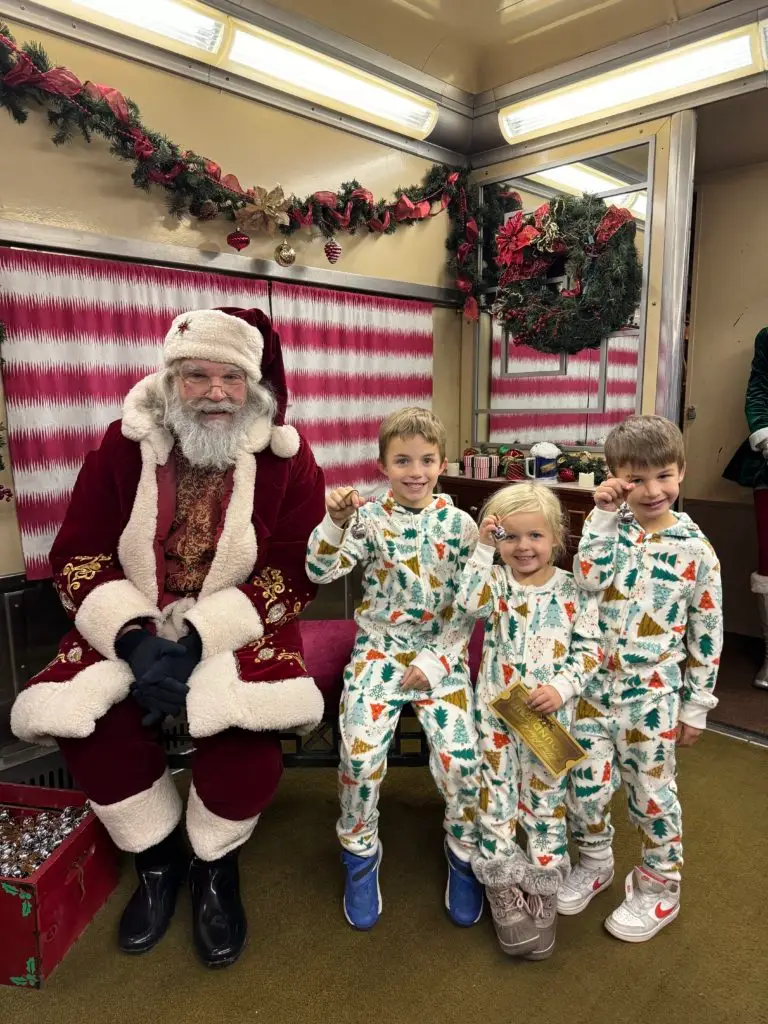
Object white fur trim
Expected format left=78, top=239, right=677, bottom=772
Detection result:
left=752, top=572, right=768, bottom=594
left=186, top=783, right=259, bottom=861
left=270, top=424, right=300, bottom=458
left=471, top=850, right=528, bottom=888
left=121, top=375, right=175, bottom=463
left=185, top=588, right=264, bottom=658
left=118, top=438, right=164, bottom=604
left=165, top=310, right=264, bottom=384
left=90, top=770, right=182, bottom=853
left=75, top=578, right=161, bottom=658
left=749, top=428, right=768, bottom=452
left=10, top=660, right=134, bottom=745
left=185, top=652, right=324, bottom=737
left=199, top=450, right=258, bottom=596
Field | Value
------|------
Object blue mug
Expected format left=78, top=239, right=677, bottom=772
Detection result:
left=525, top=455, right=559, bottom=483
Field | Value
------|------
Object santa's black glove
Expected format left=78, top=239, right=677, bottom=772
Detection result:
left=142, top=628, right=203, bottom=688
left=116, top=628, right=188, bottom=728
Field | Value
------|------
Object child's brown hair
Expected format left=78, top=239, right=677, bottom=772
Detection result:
left=378, top=407, right=447, bottom=462
left=603, top=415, right=686, bottom=475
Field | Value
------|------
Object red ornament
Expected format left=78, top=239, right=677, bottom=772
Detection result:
left=324, top=238, right=342, bottom=264
left=558, top=467, right=576, bottom=482
left=227, top=230, right=250, bottom=252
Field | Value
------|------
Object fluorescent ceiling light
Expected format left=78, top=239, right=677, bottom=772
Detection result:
left=525, top=163, right=646, bottom=221
left=527, top=162, right=633, bottom=195
left=499, top=26, right=760, bottom=144
left=34, top=0, right=226, bottom=56
left=227, top=24, right=438, bottom=140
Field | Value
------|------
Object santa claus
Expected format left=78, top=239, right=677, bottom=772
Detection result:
left=10, top=307, right=329, bottom=967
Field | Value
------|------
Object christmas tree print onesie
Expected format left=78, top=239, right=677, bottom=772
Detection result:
left=306, top=492, right=481, bottom=859
left=455, top=544, right=603, bottom=881
left=570, top=508, right=723, bottom=879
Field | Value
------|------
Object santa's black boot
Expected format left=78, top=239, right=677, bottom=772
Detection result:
left=118, top=827, right=188, bottom=954
left=189, top=850, right=247, bottom=968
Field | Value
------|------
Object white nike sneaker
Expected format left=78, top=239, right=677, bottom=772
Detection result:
left=556, top=857, right=614, bottom=915
left=604, top=866, right=680, bottom=942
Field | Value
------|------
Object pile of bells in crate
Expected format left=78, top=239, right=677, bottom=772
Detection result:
left=0, top=805, right=91, bottom=878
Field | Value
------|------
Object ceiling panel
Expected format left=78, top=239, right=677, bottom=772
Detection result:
left=261, top=0, right=721, bottom=91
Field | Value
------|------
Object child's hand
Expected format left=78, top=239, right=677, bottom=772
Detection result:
left=479, top=515, right=502, bottom=546
left=326, top=487, right=360, bottom=527
left=526, top=685, right=563, bottom=715
left=676, top=723, right=702, bottom=747
left=594, top=477, right=635, bottom=512
left=400, top=666, right=431, bottom=692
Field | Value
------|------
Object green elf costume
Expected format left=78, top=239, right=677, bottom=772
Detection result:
left=723, top=326, right=768, bottom=689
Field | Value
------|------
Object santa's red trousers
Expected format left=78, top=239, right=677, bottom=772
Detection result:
left=58, top=699, right=283, bottom=859
left=755, top=489, right=768, bottom=575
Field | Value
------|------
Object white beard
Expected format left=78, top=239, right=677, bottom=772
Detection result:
left=165, top=391, right=271, bottom=470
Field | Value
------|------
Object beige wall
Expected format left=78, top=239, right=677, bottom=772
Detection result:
left=0, top=20, right=453, bottom=289
left=0, top=22, right=463, bottom=578
left=683, top=161, right=768, bottom=505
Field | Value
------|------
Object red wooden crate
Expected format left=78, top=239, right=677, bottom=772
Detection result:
left=0, top=782, right=119, bottom=988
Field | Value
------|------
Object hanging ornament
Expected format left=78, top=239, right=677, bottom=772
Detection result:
left=226, top=230, right=250, bottom=252
left=324, top=238, right=342, bottom=264
left=274, top=241, right=296, bottom=267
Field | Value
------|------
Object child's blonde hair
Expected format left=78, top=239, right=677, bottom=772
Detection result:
left=604, top=414, right=685, bottom=474
left=481, top=483, right=567, bottom=561
left=378, top=407, right=447, bottom=462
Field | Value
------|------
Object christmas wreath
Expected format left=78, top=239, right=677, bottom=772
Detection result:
left=492, top=194, right=643, bottom=356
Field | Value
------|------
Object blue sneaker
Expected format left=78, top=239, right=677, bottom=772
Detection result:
left=342, top=843, right=382, bottom=930
left=444, top=840, right=484, bottom=926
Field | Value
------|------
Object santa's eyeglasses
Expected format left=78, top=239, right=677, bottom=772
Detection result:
left=180, top=369, right=246, bottom=395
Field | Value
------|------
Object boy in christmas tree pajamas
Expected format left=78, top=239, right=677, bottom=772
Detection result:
left=306, top=408, right=483, bottom=931
left=560, top=415, right=723, bottom=942
left=455, top=483, right=603, bottom=961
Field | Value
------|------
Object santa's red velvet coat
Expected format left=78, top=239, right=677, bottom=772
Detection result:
left=11, top=372, right=327, bottom=747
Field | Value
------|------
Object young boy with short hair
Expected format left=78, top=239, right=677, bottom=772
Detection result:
left=560, top=414, right=723, bottom=942
left=306, top=407, right=483, bottom=931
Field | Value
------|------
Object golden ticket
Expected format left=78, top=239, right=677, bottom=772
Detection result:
left=489, top=683, right=587, bottom=778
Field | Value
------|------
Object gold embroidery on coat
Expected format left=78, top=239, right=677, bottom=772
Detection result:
left=252, top=567, right=286, bottom=607
left=60, top=554, right=113, bottom=598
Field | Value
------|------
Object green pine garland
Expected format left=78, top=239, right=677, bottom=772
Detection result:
left=0, top=24, right=514, bottom=314
left=493, top=193, right=643, bottom=355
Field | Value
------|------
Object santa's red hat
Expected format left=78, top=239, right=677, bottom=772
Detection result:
left=163, top=306, right=299, bottom=458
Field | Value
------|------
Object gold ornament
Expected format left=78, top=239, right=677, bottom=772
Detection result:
left=274, top=241, right=296, bottom=267
left=234, top=184, right=291, bottom=236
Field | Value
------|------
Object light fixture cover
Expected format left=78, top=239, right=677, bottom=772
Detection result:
left=499, top=26, right=760, bottom=145
left=226, top=24, right=438, bottom=140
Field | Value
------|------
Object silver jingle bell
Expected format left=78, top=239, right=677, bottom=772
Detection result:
left=350, top=508, right=367, bottom=540
left=492, top=525, right=507, bottom=542
left=617, top=501, right=634, bottom=524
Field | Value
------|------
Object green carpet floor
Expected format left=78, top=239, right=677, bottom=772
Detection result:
left=1, top=731, right=766, bottom=1024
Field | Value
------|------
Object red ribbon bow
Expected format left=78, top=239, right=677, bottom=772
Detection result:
left=595, top=206, right=635, bottom=247
left=368, top=211, right=391, bottom=232
left=290, top=207, right=314, bottom=228
left=3, top=51, right=82, bottom=99
left=394, top=195, right=431, bottom=222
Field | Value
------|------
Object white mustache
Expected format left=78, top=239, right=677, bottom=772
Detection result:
left=189, top=399, right=240, bottom=414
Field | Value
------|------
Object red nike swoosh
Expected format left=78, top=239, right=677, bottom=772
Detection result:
left=654, top=903, right=676, bottom=920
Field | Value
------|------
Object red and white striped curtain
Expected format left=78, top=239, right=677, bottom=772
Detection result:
left=489, top=320, right=640, bottom=445
left=271, top=283, right=432, bottom=490
left=0, top=248, right=433, bottom=579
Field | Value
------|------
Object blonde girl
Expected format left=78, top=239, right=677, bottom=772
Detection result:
left=455, top=483, right=603, bottom=961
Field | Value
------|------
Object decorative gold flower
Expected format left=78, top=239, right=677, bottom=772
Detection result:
left=234, top=185, right=291, bottom=236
